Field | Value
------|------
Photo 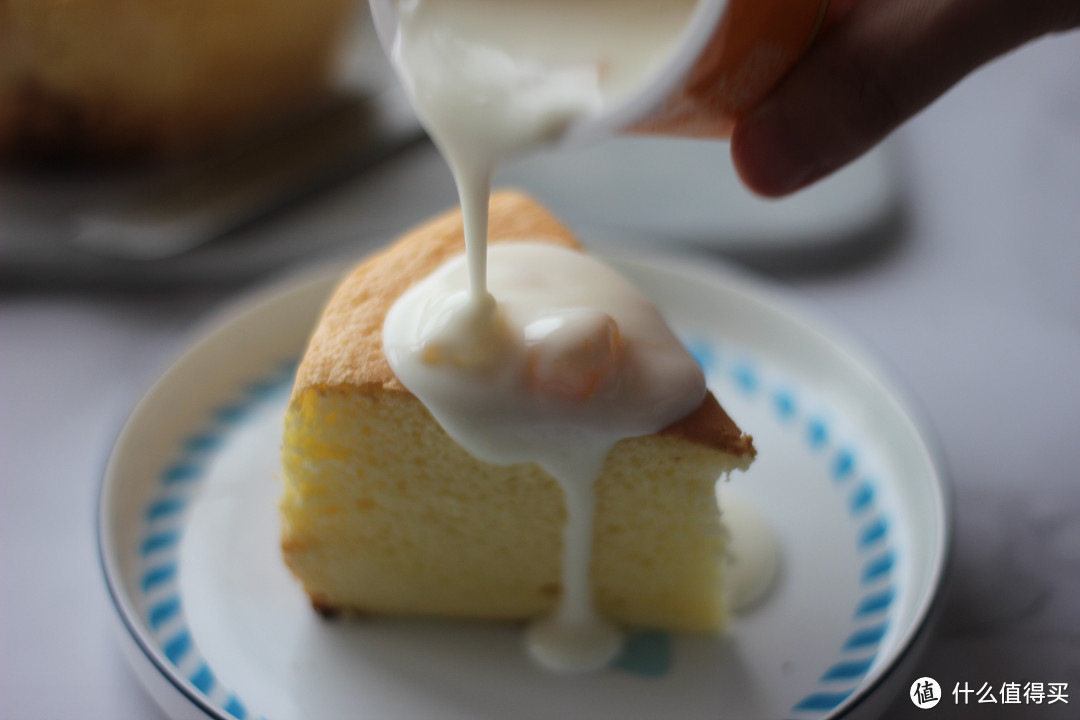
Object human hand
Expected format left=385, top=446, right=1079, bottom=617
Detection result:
left=730, top=0, right=1080, bottom=196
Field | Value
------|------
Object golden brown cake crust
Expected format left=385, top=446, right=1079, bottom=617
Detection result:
left=293, top=191, right=579, bottom=394
left=293, top=190, right=755, bottom=459
left=658, top=392, right=756, bottom=458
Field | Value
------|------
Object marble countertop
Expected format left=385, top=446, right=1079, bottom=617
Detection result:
left=2, top=29, right=1078, bottom=720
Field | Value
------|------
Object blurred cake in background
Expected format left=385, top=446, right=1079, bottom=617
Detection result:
left=0, top=0, right=356, bottom=162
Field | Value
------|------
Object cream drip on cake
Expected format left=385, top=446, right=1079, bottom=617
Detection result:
left=382, top=0, right=774, bottom=671
left=384, top=243, right=707, bottom=670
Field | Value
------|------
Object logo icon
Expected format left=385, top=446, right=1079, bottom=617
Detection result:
left=911, top=677, right=942, bottom=709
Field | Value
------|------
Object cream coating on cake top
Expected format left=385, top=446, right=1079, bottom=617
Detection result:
left=292, top=191, right=755, bottom=460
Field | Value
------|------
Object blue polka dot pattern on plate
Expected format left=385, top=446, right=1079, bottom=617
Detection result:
left=689, top=336, right=897, bottom=718
left=136, top=338, right=899, bottom=718
left=136, top=358, right=295, bottom=720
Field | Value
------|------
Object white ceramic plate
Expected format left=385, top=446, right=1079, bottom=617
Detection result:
left=99, top=255, right=950, bottom=720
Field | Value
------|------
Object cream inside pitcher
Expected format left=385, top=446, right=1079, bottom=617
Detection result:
left=367, top=0, right=729, bottom=148
left=367, top=0, right=854, bottom=145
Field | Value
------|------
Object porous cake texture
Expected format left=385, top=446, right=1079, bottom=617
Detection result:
left=281, top=192, right=755, bottom=632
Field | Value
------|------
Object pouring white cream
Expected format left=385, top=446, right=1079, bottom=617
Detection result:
left=381, top=0, right=773, bottom=672
left=390, top=0, right=698, bottom=308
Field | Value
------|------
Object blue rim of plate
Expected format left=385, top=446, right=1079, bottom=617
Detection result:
left=98, top=260, right=953, bottom=720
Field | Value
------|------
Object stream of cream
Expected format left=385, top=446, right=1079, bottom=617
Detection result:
left=383, top=0, right=774, bottom=672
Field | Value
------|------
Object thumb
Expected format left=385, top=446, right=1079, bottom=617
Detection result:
left=730, top=0, right=1080, bottom=197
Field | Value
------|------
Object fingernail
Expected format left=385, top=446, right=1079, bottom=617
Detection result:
left=732, top=103, right=818, bottom=197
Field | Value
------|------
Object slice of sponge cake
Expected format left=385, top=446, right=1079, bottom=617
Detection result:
left=280, top=191, right=755, bottom=633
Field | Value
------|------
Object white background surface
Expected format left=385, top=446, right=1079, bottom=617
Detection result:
left=2, top=28, right=1079, bottom=720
